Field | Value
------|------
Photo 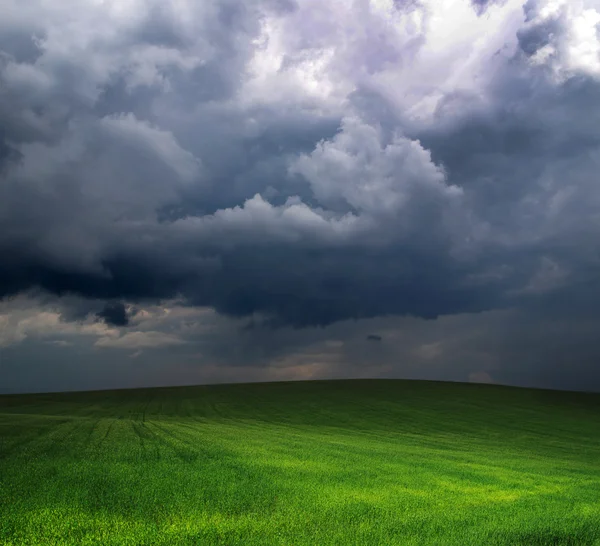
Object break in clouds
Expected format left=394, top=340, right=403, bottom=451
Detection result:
left=2, top=0, right=600, bottom=392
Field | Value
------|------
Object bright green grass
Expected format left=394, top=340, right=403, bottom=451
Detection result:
left=1, top=379, right=600, bottom=545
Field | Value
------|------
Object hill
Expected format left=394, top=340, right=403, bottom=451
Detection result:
left=1, top=379, right=600, bottom=545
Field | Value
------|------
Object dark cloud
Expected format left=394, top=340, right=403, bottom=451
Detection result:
left=0, top=0, right=595, bottom=331
left=95, top=302, right=130, bottom=327
left=516, top=16, right=561, bottom=56
left=2, top=0, right=600, bottom=391
left=366, top=334, right=382, bottom=341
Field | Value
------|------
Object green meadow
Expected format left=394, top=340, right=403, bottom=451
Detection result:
left=1, top=379, right=600, bottom=545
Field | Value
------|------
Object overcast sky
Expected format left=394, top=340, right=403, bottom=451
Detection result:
left=2, top=0, right=600, bottom=394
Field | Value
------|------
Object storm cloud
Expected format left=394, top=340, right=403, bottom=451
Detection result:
left=96, top=302, right=130, bottom=327
left=2, top=0, right=600, bottom=392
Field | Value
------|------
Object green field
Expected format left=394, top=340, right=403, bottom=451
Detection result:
left=1, top=379, right=600, bottom=545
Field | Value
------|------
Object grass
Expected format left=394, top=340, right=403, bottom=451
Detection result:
left=1, top=379, right=600, bottom=545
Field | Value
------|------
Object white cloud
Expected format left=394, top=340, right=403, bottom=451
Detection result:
left=520, top=0, right=600, bottom=81
left=0, top=307, right=119, bottom=348
left=172, top=193, right=367, bottom=246
left=290, top=116, right=461, bottom=217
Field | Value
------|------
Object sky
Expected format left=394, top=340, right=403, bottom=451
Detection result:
left=1, top=0, right=600, bottom=394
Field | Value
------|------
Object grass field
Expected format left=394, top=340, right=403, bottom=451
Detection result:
left=1, top=379, right=600, bottom=545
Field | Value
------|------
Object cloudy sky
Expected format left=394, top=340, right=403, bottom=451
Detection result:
left=1, top=0, right=600, bottom=394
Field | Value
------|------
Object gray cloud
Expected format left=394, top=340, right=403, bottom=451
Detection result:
left=471, top=0, right=509, bottom=17
left=4, top=293, right=600, bottom=394
left=2, top=0, right=600, bottom=391
left=96, top=302, right=130, bottom=327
